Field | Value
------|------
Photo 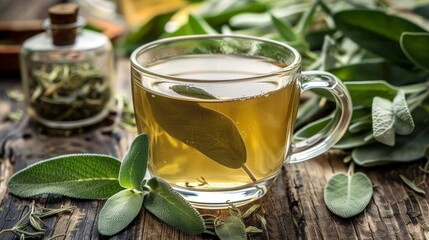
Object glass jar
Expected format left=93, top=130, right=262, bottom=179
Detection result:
left=20, top=3, right=114, bottom=129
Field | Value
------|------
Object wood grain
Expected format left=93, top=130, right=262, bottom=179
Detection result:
left=1, top=1, right=429, bottom=237
left=1, top=74, right=429, bottom=240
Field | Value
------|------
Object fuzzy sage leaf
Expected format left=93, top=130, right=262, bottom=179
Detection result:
left=372, top=90, right=415, bottom=146
left=144, top=177, right=205, bottom=235
left=215, top=216, right=247, bottom=240
left=7, top=154, right=123, bottom=199
left=392, top=91, right=414, bottom=135
left=399, top=175, right=426, bottom=195
left=352, top=123, right=429, bottom=166
left=119, top=134, right=149, bottom=189
left=324, top=172, right=373, bottom=218
left=372, top=96, right=395, bottom=146
left=98, top=189, right=144, bottom=236
left=147, top=93, right=246, bottom=169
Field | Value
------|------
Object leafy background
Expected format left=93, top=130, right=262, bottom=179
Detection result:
left=118, top=0, right=429, bottom=171
left=115, top=0, right=429, bottom=216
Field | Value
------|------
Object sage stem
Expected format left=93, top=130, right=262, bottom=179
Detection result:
left=241, top=164, right=257, bottom=182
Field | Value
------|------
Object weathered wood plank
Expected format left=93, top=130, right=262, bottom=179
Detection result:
left=2, top=59, right=429, bottom=239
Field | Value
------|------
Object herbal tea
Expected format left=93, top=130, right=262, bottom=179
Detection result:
left=132, top=54, right=300, bottom=191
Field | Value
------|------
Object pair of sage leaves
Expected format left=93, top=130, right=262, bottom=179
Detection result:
left=6, top=134, right=264, bottom=239
left=322, top=89, right=413, bottom=218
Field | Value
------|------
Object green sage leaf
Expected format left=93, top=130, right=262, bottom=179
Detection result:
left=117, top=12, right=174, bottom=55
left=7, top=154, right=123, bottom=199
left=119, top=134, right=149, bottom=189
left=147, top=94, right=246, bottom=169
left=314, top=80, right=398, bottom=107
left=296, top=0, right=319, bottom=38
left=324, top=172, right=373, bottom=218
left=245, top=226, right=263, bottom=234
left=144, top=178, right=205, bottom=235
left=215, top=216, right=247, bottom=240
left=162, top=14, right=216, bottom=38
left=400, top=32, right=429, bottom=71
left=399, top=175, right=426, bottom=195
left=270, top=14, right=297, bottom=41
left=98, top=189, right=144, bottom=236
left=294, top=110, right=372, bottom=149
left=29, top=214, right=45, bottom=232
left=352, top=123, right=429, bottom=166
left=242, top=204, right=260, bottom=219
left=333, top=9, right=425, bottom=64
left=201, top=1, right=268, bottom=28
left=392, top=91, right=414, bottom=135
left=346, top=81, right=398, bottom=107
left=372, top=97, right=395, bottom=146
left=329, top=60, right=422, bottom=85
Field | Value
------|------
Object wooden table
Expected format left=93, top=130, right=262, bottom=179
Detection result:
left=1, top=1, right=429, bottom=240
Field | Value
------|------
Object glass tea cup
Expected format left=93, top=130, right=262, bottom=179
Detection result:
left=130, top=35, right=352, bottom=209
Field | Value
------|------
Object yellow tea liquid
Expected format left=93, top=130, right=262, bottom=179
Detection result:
left=132, top=54, right=300, bottom=191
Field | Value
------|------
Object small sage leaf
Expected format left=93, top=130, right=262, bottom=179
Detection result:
left=372, top=97, right=395, bottom=146
left=256, top=214, right=267, bottom=231
left=399, top=175, right=426, bottom=195
left=144, top=178, right=205, bottom=235
left=352, top=123, right=429, bottom=167
left=242, top=204, right=260, bottom=219
left=29, top=215, right=45, bottom=232
left=215, top=216, right=247, bottom=240
left=170, top=85, right=217, bottom=99
left=7, top=154, right=123, bottom=199
left=245, top=226, right=263, bottom=234
left=392, top=91, right=414, bottom=135
left=324, top=172, right=373, bottom=218
left=119, top=134, right=149, bottom=189
left=148, top=94, right=246, bottom=169
left=98, top=189, right=144, bottom=236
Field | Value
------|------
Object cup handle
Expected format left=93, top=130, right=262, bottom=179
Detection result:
left=288, top=70, right=353, bottom=163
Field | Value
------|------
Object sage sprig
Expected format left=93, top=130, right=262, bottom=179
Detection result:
left=7, top=134, right=206, bottom=237
left=202, top=202, right=265, bottom=240
left=0, top=201, right=74, bottom=239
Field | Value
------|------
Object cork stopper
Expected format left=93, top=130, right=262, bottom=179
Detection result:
left=48, top=3, right=79, bottom=46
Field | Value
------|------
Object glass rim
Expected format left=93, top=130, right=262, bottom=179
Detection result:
left=130, top=34, right=302, bottom=82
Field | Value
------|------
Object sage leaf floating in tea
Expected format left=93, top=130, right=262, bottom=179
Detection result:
left=324, top=172, right=373, bottom=218
left=144, top=177, right=206, bottom=235
left=170, top=85, right=217, bottom=99
left=147, top=93, right=247, bottom=169
left=98, top=189, right=144, bottom=236
left=7, top=154, right=123, bottom=199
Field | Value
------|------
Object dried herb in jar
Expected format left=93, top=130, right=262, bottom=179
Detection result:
left=29, top=63, right=110, bottom=122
